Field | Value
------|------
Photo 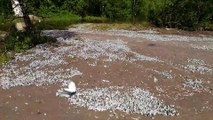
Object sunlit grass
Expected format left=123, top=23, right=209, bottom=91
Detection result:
left=35, top=13, right=81, bottom=30
left=82, top=16, right=109, bottom=23
left=91, top=22, right=150, bottom=31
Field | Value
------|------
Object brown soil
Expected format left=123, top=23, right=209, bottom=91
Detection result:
left=0, top=27, right=213, bottom=120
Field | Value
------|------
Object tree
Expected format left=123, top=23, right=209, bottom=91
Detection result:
left=13, top=0, right=34, bottom=32
left=156, top=0, right=213, bottom=30
left=132, top=0, right=137, bottom=24
left=62, top=0, right=88, bottom=18
left=0, top=0, right=13, bottom=17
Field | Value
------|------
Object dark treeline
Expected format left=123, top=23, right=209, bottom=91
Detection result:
left=0, top=0, right=213, bottom=30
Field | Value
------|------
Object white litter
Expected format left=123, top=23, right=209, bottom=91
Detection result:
left=64, top=81, right=76, bottom=93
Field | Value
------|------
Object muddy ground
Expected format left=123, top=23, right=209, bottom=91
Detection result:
left=0, top=24, right=213, bottom=120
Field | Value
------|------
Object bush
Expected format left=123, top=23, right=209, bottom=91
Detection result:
left=5, top=31, right=57, bottom=52
left=152, top=0, right=213, bottom=30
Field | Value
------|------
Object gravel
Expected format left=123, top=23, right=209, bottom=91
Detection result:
left=54, top=37, right=160, bottom=62
left=66, top=27, right=213, bottom=42
left=0, top=33, right=160, bottom=89
left=191, top=44, right=213, bottom=51
left=154, top=70, right=173, bottom=80
left=139, top=33, right=213, bottom=42
left=57, top=86, right=178, bottom=117
left=1, top=31, right=161, bottom=89
left=0, top=44, right=82, bottom=89
left=184, top=59, right=212, bottom=74
left=183, top=78, right=204, bottom=91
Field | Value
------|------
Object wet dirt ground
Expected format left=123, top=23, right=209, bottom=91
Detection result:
left=0, top=24, right=213, bottom=120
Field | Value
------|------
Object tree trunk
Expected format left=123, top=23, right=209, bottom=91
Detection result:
left=16, top=0, right=34, bottom=32
left=132, top=0, right=136, bottom=24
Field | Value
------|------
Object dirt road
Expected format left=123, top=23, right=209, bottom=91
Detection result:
left=0, top=24, right=213, bottom=120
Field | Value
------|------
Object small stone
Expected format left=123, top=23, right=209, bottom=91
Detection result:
left=37, top=111, right=41, bottom=115
left=154, top=77, right=158, bottom=83
left=14, top=106, right=18, bottom=111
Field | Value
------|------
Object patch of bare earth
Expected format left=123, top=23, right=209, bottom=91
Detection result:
left=0, top=24, right=213, bottom=120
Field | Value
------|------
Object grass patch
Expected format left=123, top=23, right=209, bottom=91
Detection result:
left=4, top=31, right=57, bottom=52
left=0, top=52, right=12, bottom=65
left=0, top=31, right=57, bottom=64
left=0, top=15, right=17, bottom=31
left=199, top=22, right=213, bottom=31
left=82, top=16, right=109, bottom=23
left=1, top=13, right=81, bottom=31
left=0, top=33, right=12, bottom=64
left=35, top=12, right=81, bottom=30
left=35, top=15, right=110, bottom=30
left=91, top=22, right=150, bottom=31
left=0, top=21, right=16, bottom=32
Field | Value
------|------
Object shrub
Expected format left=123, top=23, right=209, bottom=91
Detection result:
left=5, top=31, right=57, bottom=52
left=152, top=0, right=213, bottom=30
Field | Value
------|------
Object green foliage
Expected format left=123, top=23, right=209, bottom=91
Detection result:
left=35, top=12, right=81, bottom=30
left=82, top=16, right=109, bottom=23
left=62, top=0, right=88, bottom=18
left=153, top=0, right=213, bottom=30
left=1, top=0, right=212, bottom=30
left=103, top=0, right=132, bottom=21
left=0, top=15, right=3, bottom=22
left=0, top=33, right=11, bottom=64
left=0, top=21, right=16, bottom=32
left=91, top=22, right=149, bottom=30
left=5, top=31, right=56, bottom=52
left=0, top=0, right=13, bottom=17
left=0, top=52, right=12, bottom=64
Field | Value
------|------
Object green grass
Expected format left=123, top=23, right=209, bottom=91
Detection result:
left=0, top=52, right=12, bottom=65
left=35, top=14, right=110, bottom=30
left=0, top=30, right=57, bottom=64
left=91, top=22, right=150, bottom=31
left=35, top=13, right=81, bottom=30
left=5, top=31, right=57, bottom=52
left=0, top=17, right=16, bottom=32
left=82, top=16, right=109, bottom=23
left=0, top=32, right=11, bottom=64
left=0, top=13, right=81, bottom=31
left=199, top=22, right=213, bottom=31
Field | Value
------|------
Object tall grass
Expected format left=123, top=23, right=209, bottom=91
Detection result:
left=0, top=16, right=15, bottom=31
left=91, top=22, right=150, bottom=30
left=82, top=16, right=109, bottom=23
left=35, top=12, right=81, bottom=30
